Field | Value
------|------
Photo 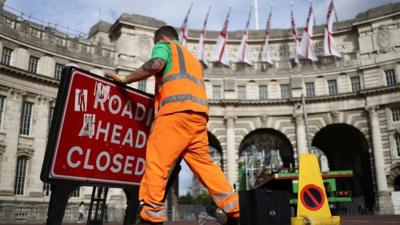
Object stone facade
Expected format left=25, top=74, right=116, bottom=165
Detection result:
left=0, top=2, right=400, bottom=223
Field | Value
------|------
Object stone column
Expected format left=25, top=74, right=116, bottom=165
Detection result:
left=294, top=113, right=308, bottom=156
left=366, top=106, right=394, bottom=214
left=0, top=89, right=23, bottom=195
left=28, top=96, right=50, bottom=197
left=225, top=114, right=237, bottom=188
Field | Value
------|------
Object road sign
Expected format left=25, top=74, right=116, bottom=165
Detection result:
left=300, top=184, right=325, bottom=211
left=41, top=67, right=154, bottom=186
left=292, top=154, right=340, bottom=225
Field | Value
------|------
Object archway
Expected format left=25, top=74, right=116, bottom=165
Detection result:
left=238, top=129, right=295, bottom=190
left=208, top=132, right=223, bottom=169
left=182, top=132, right=223, bottom=197
left=312, top=123, right=374, bottom=209
left=395, top=176, right=400, bottom=191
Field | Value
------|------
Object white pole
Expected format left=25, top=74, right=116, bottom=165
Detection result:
left=254, top=0, right=259, bottom=29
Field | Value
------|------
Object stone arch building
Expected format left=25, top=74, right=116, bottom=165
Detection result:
left=0, top=1, right=400, bottom=222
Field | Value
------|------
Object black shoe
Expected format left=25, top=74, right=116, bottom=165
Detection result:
left=224, top=216, right=239, bottom=225
left=135, top=218, right=163, bottom=225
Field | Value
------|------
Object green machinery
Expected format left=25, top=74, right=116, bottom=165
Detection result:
left=254, top=170, right=353, bottom=205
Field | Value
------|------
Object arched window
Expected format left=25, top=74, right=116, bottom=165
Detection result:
left=14, top=156, right=28, bottom=195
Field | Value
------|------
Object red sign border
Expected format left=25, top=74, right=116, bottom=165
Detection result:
left=300, top=184, right=325, bottom=211
left=40, top=67, right=154, bottom=187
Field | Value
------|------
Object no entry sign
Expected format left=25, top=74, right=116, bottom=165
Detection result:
left=41, top=67, right=154, bottom=186
left=300, top=184, right=325, bottom=211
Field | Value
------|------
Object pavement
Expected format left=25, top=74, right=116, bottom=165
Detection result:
left=52, top=215, right=400, bottom=225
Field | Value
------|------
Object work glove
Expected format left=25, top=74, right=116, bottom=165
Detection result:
left=105, top=72, right=127, bottom=84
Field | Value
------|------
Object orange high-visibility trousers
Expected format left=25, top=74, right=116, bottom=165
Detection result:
left=139, top=112, right=240, bottom=223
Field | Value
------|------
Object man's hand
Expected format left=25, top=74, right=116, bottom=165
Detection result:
left=104, top=57, right=165, bottom=85
left=105, top=72, right=127, bottom=84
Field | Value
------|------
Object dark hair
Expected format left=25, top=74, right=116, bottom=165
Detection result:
left=154, top=26, right=178, bottom=43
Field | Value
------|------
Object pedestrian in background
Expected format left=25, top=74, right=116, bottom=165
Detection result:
left=78, top=201, right=85, bottom=223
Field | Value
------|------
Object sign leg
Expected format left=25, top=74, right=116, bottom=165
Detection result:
left=123, top=186, right=140, bottom=225
left=46, top=181, right=80, bottom=225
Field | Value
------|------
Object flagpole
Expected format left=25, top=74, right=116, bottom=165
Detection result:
left=311, top=0, right=316, bottom=26
left=179, top=2, right=194, bottom=45
left=332, top=0, right=339, bottom=22
left=302, top=94, right=311, bottom=152
left=254, top=0, right=259, bottom=29
left=291, top=1, right=299, bottom=64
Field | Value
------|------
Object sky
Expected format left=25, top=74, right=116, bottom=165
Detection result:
left=5, top=0, right=400, bottom=37
left=4, top=0, right=400, bottom=196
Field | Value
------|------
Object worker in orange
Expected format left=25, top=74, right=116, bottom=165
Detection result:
left=105, top=26, right=239, bottom=225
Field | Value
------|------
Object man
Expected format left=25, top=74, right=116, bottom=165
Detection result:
left=106, top=26, right=239, bottom=225
left=78, top=202, right=85, bottom=223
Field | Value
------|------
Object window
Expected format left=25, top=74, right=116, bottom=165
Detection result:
left=237, top=86, right=246, bottom=100
left=14, top=156, right=28, bottom=195
left=5, top=18, right=15, bottom=29
left=20, top=102, right=33, bottom=136
left=328, top=80, right=338, bottom=95
left=43, top=182, right=51, bottom=197
left=281, top=84, right=291, bottom=99
left=396, top=134, right=400, bottom=157
left=349, top=52, right=357, bottom=60
left=213, top=85, right=221, bottom=99
left=28, top=56, right=39, bottom=74
left=351, top=76, right=361, bottom=92
left=54, top=63, right=64, bottom=80
left=103, top=49, right=112, bottom=57
left=81, top=43, right=90, bottom=53
left=305, top=82, right=315, bottom=97
left=279, top=45, right=290, bottom=57
left=138, top=79, right=146, bottom=92
left=259, top=85, right=268, bottom=100
left=385, top=69, right=397, bottom=86
left=392, top=106, right=400, bottom=122
left=0, top=96, right=5, bottom=130
left=55, top=36, right=67, bottom=46
left=321, top=56, right=334, bottom=64
left=1, top=47, right=13, bottom=65
left=30, top=27, right=42, bottom=38
left=71, top=188, right=80, bottom=197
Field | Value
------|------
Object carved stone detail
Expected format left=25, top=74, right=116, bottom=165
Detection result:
left=377, top=26, right=392, bottom=53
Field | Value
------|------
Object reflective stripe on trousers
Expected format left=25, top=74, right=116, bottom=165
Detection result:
left=212, top=191, right=240, bottom=216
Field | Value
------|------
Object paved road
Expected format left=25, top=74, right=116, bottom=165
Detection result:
left=56, top=215, right=400, bottom=225
left=341, top=215, right=400, bottom=224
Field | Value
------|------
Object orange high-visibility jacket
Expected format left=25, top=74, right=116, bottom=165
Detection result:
left=154, top=41, right=209, bottom=118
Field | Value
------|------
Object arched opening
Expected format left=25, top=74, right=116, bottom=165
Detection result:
left=312, top=124, right=374, bottom=210
left=182, top=132, right=223, bottom=197
left=208, top=132, right=223, bottom=169
left=395, top=176, right=400, bottom=191
left=238, top=129, right=295, bottom=190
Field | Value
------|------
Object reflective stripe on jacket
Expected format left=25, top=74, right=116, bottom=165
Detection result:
left=154, top=41, right=208, bottom=118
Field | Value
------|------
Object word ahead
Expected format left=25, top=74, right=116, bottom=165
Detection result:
left=45, top=68, right=154, bottom=186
